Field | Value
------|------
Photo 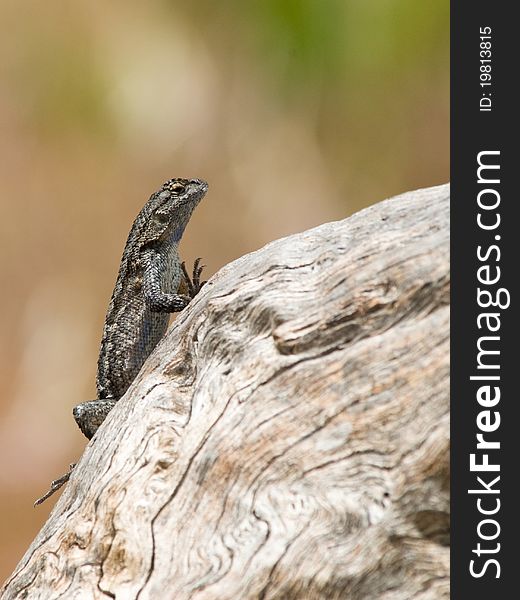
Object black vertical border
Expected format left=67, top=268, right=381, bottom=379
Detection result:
left=451, top=3, right=517, bottom=597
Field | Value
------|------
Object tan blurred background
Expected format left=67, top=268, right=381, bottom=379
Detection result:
left=0, top=0, right=448, bottom=581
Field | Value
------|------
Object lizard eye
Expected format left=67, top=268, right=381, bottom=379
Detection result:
left=171, top=183, right=186, bottom=195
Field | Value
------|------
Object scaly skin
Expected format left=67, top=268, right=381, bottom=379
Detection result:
left=35, top=177, right=207, bottom=505
left=75, top=177, right=208, bottom=439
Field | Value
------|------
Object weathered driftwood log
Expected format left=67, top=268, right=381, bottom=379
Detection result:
left=2, top=184, right=450, bottom=600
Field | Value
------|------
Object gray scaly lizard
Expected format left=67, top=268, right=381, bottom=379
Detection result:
left=35, top=177, right=208, bottom=505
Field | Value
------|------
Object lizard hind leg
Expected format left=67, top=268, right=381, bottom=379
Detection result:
left=34, top=463, right=76, bottom=506
left=73, top=399, right=118, bottom=440
left=34, top=399, right=117, bottom=505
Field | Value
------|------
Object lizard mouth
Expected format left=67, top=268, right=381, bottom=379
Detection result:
left=182, top=179, right=208, bottom=206
left=190, top=178, right=209, bottom=193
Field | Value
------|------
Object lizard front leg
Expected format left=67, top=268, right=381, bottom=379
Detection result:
left=142, top=250, right=192, bottom=313
left=181, top=257, right=206, bottom=298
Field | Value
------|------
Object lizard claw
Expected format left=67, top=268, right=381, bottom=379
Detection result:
left=34, top=463, right=76, bottom=506
left=182, top=258, right=206, bottom=298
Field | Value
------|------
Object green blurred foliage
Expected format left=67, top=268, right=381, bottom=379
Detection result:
left=184, top=0, right=448, bottom=91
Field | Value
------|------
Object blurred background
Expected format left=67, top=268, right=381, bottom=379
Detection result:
left=0, top=0, right=448, bottom=580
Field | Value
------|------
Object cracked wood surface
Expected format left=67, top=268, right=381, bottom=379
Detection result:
left=2, top=184, right=450, bottom=600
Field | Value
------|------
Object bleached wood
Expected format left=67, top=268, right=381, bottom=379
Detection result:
left=2, top=184, right=450, bottom=600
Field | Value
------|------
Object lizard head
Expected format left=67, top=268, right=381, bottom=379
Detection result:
left=139, top=177, right=208, bottom=245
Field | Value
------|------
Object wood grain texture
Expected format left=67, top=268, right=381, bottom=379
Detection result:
left=1, top=184, right=450, bottom=600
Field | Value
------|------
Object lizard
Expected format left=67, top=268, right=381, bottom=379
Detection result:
left=35, top=177, right=208, bottom=505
